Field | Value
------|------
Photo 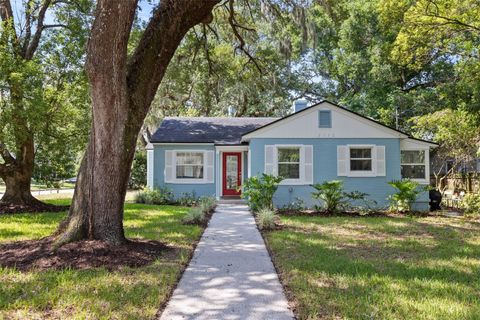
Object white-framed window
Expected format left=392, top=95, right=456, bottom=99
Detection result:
left=401, top=150, right=427, bottom=181
left=349, top=147, right=373, bottom=172
left=175, top=151, right=204, bottom=179
left=277, top=147, right=301, bottom=179
left=337, top=145, right=385, bottom=177
left=165, top=149, right=214, bottom=184
left=264, top=144, right=313, bottom=185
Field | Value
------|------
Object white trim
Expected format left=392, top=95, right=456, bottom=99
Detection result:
left=346, top=144, right=376, bottom=177
left=247, top=150, right=251, bottom=178
left=241, top=151, right=245, bottom=186
left=215, top=145, right=249, bottom=151
left=400, top=148, right=430, bottom=184
left=146, top=149, right=154, bottom=188
left=220, top=151, right=243, bottom=196
left=401, top=138, right=437, bottom=148
left=215, top=150, right=220, bottom=198
left=169, top=150, right=212, bottom=184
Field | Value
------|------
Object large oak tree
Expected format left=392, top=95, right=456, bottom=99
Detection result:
left=0, top=0, right=91, bottom=211
left=55, top=0, right=221, bottom=245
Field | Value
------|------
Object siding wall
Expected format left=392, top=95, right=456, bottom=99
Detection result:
left=249, top=138, right=429, bottom=210
left=152, top=140, right=430, bottom=210
left=153, top=145, right=216, bottom=198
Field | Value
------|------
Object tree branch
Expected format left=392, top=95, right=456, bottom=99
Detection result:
left=424, top=0, right=480, bottom=33
left=201, top=23, right=215, bottom=75
left=0, top=142, right=15, bottom=164
left=226, top=0, right=262, bottom=73
left=24, top=0, right=52, bottom=60
left=0, top=0, right=13, bottom=22
left=126, top=0, right=221, bottom=117
left=21, top=0, right=33, bottom=54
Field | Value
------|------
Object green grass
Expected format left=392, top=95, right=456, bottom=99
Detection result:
left=265, top=215, right=480, bottom=320
left=0, top=199, right=202, bottom=319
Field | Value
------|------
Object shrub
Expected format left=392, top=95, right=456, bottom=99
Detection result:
left=345, top=190, right=378, bottom=215
left=177, top=191, right=198, bottom=207
left=312, top=180, right=345, bottom=213
left=461, top=193, right=480, bottom=216
left=280, top=197, right=306, bottom=212
left=182, top=207, right=205, bottom=224
left=199, top=196, right=217, bottom=214
left=135, top=187, right=173, bottom=205
left=129, top=152, right=147, bottom=190
left=311, top=180, right=374, bottom=214
left=241, top=174, right=283, bottom=212
left=388, top=179, right=427, bottom=213
left=256, top=208, right=276, bottom=230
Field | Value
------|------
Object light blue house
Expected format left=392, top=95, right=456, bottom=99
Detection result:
left=147, top=100, right=437, bottom=210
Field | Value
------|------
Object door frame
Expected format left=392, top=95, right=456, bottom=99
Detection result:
left=222, top=152, right=242, bottom=196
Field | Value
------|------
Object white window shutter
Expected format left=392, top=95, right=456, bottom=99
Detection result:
left=304, top=145, right=313, bottom=184
left=147, top=150, right=154, bottom=188
left=265, top=145, right=275, bottom=175
left=205, top=151, right=215, bottom=183
left=375, top=146, right=386, bottom=176
left=164, top=150, right=174, bottom=183
left=337, top=146, right=348, bottom=176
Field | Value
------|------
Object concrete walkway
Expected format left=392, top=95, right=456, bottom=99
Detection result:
left=159, top=204, right=294, bottom=320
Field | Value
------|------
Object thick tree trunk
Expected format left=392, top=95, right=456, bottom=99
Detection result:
left=0, top=134, right=44, bottom=209
left=1, top=167, right=36, bottom=205
left=55, top=0, right=138, bottom=245
left=55, top=0, right=220, bottom=245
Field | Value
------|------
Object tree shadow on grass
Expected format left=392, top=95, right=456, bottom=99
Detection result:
left=268, top=216, right=480, bottom=319
left=0, top=259, right=186, bottom=319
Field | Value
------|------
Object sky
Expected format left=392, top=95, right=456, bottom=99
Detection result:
left=9, top=0, right=157, bottom=28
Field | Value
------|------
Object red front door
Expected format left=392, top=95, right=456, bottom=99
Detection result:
left=222, top=152, right=242, bottom=196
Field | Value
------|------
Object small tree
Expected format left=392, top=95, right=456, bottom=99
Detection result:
left=411, top=108, right=480, bottom=192
left=388, top=179, right=427, bottom=213
left=128, top=151, right=147, bottom=190
left=241, top=174, right=283, bottom=211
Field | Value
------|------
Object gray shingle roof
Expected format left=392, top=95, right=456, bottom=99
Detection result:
left=150, top=117, right=279, bottom=144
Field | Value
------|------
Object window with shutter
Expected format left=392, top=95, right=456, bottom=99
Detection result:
left=265, top=144, right=312, bottom=184
left=165, top=150, right=214, bottom=184
left=339, top=145, right=386, bottom=177
left=277, top=147, right=300, bottom=179
left=175, top=152, right=204, bottom=179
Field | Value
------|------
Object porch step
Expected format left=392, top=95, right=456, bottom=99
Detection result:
left=218, top=198, right=247, bottom=205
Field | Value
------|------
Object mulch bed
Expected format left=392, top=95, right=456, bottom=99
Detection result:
left=0, top=203, right=69, bottom=215
left=277, top=210, right=431, bottom=218
left=0, top=237, right=173, bottom=271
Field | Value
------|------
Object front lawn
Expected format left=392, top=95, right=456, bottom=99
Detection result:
left=264, top=215, right=480, bottom=320
left=0, top=199, right=202, bottom=319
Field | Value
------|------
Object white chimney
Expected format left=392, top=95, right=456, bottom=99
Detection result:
left=292, top=99, right=309, bottom=113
